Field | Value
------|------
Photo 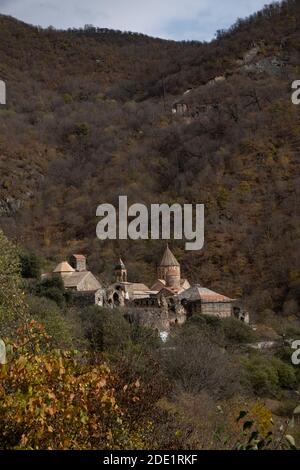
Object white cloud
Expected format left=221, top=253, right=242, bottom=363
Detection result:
left=0, top=0, right=274, bottom=40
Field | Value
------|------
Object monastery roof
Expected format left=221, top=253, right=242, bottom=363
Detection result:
left=72, top=254, right=86, bottom=260
left=127, top=282, right=150, bottom=293
left=151, top=279, right=166, bottom=290
left=61, top=271, right=89, bottom=287
left=60, top=271, right=101, bottom=290
left=160, top=245, right=180, bottom=267
left=53, top=261, right=75, bottom=273
left=176, top=285, right=235, bottom=303
left=158, top=286, right=178, bottom=296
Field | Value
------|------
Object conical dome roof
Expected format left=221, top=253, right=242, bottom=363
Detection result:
left=53, top=261, right=75, bottom=273
left=159, top=245, right=180, bottom=267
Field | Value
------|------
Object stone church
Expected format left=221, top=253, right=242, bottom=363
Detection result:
left=47, top=245, right=248, bottom=333
left=105, top=245, right=248, bottom=331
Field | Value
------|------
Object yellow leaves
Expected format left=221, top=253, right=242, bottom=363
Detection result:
left=80, top=410, right=88, bottom=425
left=45, top=362, right=53, bottom=374
left=16, top=355, right=27, bottom=369
left=0, top=322, right=150, bottom=450
left=58, top=357, right=65, bottom=376
left=47, top=391, right=56, bottom=400
left=249, top=402, right=273, bottom=438
left=47, top=405, right=56, bottom=417
left=97, top=378, right=107, bottom=390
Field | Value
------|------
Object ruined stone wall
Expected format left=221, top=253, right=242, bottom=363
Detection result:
left=123, top=307, right=170, bottom=331
left=123, top=303, right=187, bottom=332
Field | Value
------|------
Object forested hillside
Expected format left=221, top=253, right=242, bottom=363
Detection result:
left=1, top=0, right=300, bottom=318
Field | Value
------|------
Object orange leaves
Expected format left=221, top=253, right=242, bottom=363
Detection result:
left=0, top=319, right=158, bottom=450
left=0, top=338, right=142, bottom=449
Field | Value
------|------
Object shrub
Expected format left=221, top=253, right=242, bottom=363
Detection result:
left=20, top=252, right=41, bottom=279
left=0, top=322, right=147, bottom=450
left=272, top=358, right=297, bottom=390
left=0, top=321, right=164, bottom=450
left=35, top=276, right=67, bottom=308
left=222, top=317, right=256, bottom=344
left=79, top=306, right=132, bottom=353
left=180, top=314, right=223, bottom=341
left=27, top=296, right=74, bottom=349
left=244, top=358, right=279, bottom=396
left=163, top=331, right=240, bottom=398
left=0, top=230, right=26, bottom=337
left=243, top=354, right=297, bottom=396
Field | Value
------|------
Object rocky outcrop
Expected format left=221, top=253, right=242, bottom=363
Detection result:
left=242, top=56, right=285, bottom=76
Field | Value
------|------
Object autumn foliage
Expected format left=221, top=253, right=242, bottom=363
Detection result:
left=0, top=321, right=153, bottom=450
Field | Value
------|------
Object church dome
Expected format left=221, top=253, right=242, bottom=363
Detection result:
left=159, top=245, right=180, bottom=267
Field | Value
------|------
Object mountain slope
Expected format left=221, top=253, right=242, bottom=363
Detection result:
left=0, top=0, right=300, bottom=317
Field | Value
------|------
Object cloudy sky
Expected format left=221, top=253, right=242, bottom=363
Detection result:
left=0, top=0, right=274, bottom=41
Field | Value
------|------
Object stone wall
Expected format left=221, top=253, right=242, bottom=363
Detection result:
left=201, top=302, right=232, bottom=318
left=123, top=303, right=186, bottom=332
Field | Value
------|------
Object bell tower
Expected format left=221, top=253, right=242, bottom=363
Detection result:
left=115, top=258, right=127, bottom=283
left=158, top=244, right=181, bottom=289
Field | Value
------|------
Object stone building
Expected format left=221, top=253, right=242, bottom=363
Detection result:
left=176, top=285, right=235, bottom=319
left=128, top=245, right=246, bottom=330
left=151, top=244, right=190, bottom=295
left=43, top=255, right=103, bottom=306
left=70, top=254, right=87, bottom=272
left=45, top=246, right=248, bottom=330
left=53, top=258, right=101, bottom=293
left=104, top=258, right=151, bottom=308
left=115, top=258, right=127, bottom=282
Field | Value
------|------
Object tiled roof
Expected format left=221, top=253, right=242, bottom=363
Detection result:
left=128, top=283, right=150, bottom=293
left=61, top=271, right=89, bottom=288
left=160, top=245, right=180, bottom=267
left=177, top=285, right=234, bottom=303
left=72, top=254, right=86, bottom=260
left=151, top=279, right=166, bottom=291
left=53, top=261, right=75, bottom=273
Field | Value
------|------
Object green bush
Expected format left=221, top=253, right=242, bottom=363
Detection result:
left=181, top=314, right=222, bottom=336
left=272, top=357, right=297, bottom=389
left=243, top=354, right=297, bottom=396
left=79, top=306, right=132, bottom=353
left=35, top=275, right=67, bottom=307
left=222, top=317, right=257, bottom=344
left=27, top=296, right=74, bottom=348
left=244, top=357, right=279, bottom=395
left=130, top=325, right=160, bottom=350
left=20, top=251, right=41, bottom=279
left=179, top=315, right=256, bottom=346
